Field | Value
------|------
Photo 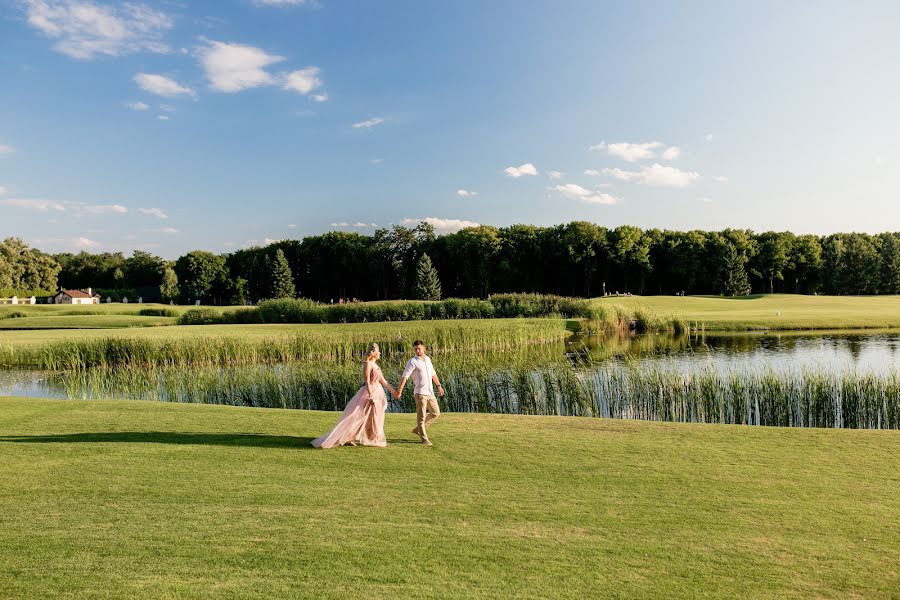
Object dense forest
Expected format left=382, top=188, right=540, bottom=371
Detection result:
left=3, top=221, right=900, bottom=303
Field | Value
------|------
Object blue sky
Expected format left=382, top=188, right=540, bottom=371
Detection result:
left=2, top=0, right=900, bottom=258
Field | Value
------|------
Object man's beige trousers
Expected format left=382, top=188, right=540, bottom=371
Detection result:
left=414, top=394, right=440, bottom=432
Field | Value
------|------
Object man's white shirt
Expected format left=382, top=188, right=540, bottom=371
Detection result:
left=402, top=355, right=437, bottom=397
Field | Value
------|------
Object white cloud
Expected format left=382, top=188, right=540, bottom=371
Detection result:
left=134, top=73, right=194, bottom=97
left=699, top=197, right=714, bottom=203
left=584, top=169, right=601, bottom=176
left=22, top=0, right=172, bottom=60
left=80, top=204, right=128, bottom=214
left=0, top=144, right=15, bottom=154
left=137, top=207, right=168, bottom=219
left=400, top=217, right=479, bottom=234
left=311, top=93, right=328, bottom=102
left=602, top=164, right=700, bottom=187
left=0, top=198, right=66, bottom=211
left=253, top=0, right=307, bottom=5
left=146, top=227, right=179, bottom=234
left=330, top=221, right=376, bottom=228
left=352, top=117, right=385, bottom=129
left=553, top=184, right=618, bottom=205
left=504, top=163, right=538, bottom=178
left=156, top=114, right=170, bottom=120
left=0, top=186, right=6, bottom=195
left=661, top=146, right=681, bottom=160
left=72, top=236, right=100, bottom=248
left=712, top=175, right=729, bottom=183
left=287, top=223, right=297, bottom=228
left=705, top=133, right=714, bottom=142
left=588, top=142, right=606, bottom=152
left=199, top=40, right=283, bottom=93
left=547, top=170, right=562, bottom=180
left=283, top=66, right=322, bottom=95
left=158, top=104, right=176, bottom=112
left=369, top=158, right=384, bottom=164
left=607, top=141, right=664, bottom=162
left=125, top=101, right=149, bottom=111
left=456, top=189, right=478, bottom=197
left=874, top=155, right=886, bottom=167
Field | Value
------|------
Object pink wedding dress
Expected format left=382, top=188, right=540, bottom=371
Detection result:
left=311, top=362, right=388, bottom=448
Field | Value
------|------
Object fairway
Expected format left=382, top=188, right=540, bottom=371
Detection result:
left=601, top=293, right=900, bottom=330
left=1, top=398, right=898, bottom=599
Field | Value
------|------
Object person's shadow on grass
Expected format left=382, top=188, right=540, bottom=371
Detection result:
left=0, top=432, right=317, bottom=449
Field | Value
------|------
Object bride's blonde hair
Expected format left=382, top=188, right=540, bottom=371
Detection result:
left=366, top=342, right=380, bottom=358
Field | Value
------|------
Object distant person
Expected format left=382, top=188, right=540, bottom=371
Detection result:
left=396, top=340, right=444, bottom=446
left=311, top=343, right=398, bottom=448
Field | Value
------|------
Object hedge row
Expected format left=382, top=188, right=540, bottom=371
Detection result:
left=178, top=294, right=600, bottom=326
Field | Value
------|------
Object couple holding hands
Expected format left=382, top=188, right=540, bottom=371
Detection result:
left=311, top=340, right=444, bottom=448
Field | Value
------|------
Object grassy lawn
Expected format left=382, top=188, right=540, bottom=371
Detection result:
left=601, top=293, right=900, bottom=330
left=1, top=398, right=898, bottom=599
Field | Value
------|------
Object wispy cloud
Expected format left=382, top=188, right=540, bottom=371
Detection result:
left=0, top=198, right=66, bottom=211
left=22, top=0, right=172, bottom=60
left=607, top=141, right=664, bottom=162
left=330, top=221, right=377, bottom=228
left=400, top=217, right=479, bottom=234
left=661, top=146, right=681, bottom=160
left=287, top=223, right=297, bottom=228
left=504, top=163, right=538, bottom=178
left=584, top=169, right=601, bottom=176
left=712, top=175, right=729, bottom=183
left=156, top=114, right=170, bottom=121
left=137, top=207, right=168, bottom=219
left=0, top=144, right=15, bottom=154
left=80, top=203, right=128, bottom=214
left=602, top=164, right=699, bottom=187
left=699, top=197, right=714, bottom=203
left=368, top=158, right=384, bottom=164
left=547, top=170, right=562, bottom=180
left=0, top=186, right=7, bottom=195
left=352, top=117, right=385, bottom=129
left=72, top=236, right=100, bottom=248
left=125, top=101, right=149, bottom=111
left=456, top=189, right=478, bottom=197
left=705, top=133, right=714, bottom=142
left=145, top=227, right=179, bottom=234
left=553, top=184, right=618, bottom=205
left=196, top=41, right=327, bottom=97
left=198, top=40, right=283, bottom=92
left=134, top=73, right=194, bottom=97
left=283, top=66, right=322, bottom=95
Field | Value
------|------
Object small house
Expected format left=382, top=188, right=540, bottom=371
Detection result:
left=55, top=288, right=101, bottom=305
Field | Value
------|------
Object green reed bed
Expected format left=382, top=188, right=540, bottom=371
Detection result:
left=32, top=349, right=900, bottom=429
left=0, top=319, right=568, bottom=369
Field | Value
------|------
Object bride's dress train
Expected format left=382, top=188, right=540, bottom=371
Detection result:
left=311, top=363, right=387, bottom=448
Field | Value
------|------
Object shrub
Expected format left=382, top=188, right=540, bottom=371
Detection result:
left=0, top=311, right=27, bottom=320
left=139, top=308, right=179, bottom=318
left=178, top=308, right=225, bottom=325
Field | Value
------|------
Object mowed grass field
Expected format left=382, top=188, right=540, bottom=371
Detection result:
left=599, top=293, right=900, bottom=330
left=1, top=397, right=898, bottom=599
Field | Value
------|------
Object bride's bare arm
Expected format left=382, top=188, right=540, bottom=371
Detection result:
left=378, top=371, right=397, bottom=396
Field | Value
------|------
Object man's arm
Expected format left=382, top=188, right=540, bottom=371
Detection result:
left=397, top=360, right=415, bottom=396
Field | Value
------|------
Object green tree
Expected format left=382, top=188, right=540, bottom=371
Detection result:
left=174, top=251, right=228, bottom=304
left=270, top=249, right=296, bottom=299
left=722, top=243, right=750, bottom=296
left=414, top=253, right=442, bottom=300
left=754, top=231, right=794, bottom=293
left=879, top=233, right=900, bottom=294
left=159, top=267, right=179, bottom=302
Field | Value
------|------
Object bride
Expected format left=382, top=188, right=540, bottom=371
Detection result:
left=311, top=342, right=397, bottom=448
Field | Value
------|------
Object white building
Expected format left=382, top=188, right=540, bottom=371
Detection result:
left=54, top=288, right=101, bottom=305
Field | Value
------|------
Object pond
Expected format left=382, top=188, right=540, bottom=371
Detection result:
left=3, top=330, right=900, bottom=429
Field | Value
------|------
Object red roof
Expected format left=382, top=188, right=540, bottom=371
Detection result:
left=61, top=289, right=96, bottom=298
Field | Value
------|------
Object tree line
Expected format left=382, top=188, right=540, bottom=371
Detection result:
left=3, top=223, right=900, bottom=303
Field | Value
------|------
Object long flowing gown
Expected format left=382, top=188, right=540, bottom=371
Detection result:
left=311, top=362, right=388, bottom=448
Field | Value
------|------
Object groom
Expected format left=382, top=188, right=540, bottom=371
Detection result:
left=395, top=339, right=444, bottom=446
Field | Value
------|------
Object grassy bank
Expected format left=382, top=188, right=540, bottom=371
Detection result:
left=0, top=319, right=568, bottom=368
left=1, top=397, right=898, bottom=598
left=602, top=293, right=900, bottom=330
